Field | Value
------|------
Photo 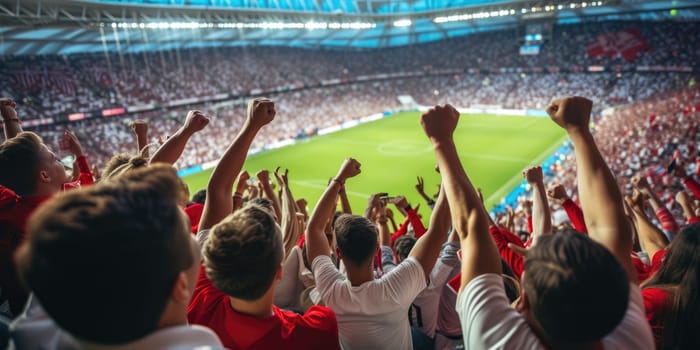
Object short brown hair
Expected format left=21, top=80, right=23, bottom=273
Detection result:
left=101, top=153, right=132, bottom=180
left=334, top=214, right=378, bottom=266
left=0, top=132, right=44, bottom=196
left=204, top=204, right=283, bottom=301
left=523, top=230, right=629, bottom=343
left=17, top=164, right=193, bottom=344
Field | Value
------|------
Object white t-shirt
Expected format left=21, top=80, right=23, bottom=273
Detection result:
left=313, top=255, right=427, bottom=350
left=456, top=274, right=655, bottom=350
left=410, top=242, right=460, bottom=338
left=275, top=245, right=316, bottom=310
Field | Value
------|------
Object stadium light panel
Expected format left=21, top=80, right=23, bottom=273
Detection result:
left=111, top=21, right=375, bottom=30
left=393, top=19, right=412, bottom=27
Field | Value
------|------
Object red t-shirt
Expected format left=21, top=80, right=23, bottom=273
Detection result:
left=0, top=186, right=51, bottom=316
left=489, top=226, right=524, bottom=279
left=184, top=203, right=204, bottom=233
left=642, top=287, right=672, bottom=348
left=187, top=265, right=340, bottom=350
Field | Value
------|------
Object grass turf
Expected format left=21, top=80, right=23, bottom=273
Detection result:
left=183, top=112, right=567, bottom=220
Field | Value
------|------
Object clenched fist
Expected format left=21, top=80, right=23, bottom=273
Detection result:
left=420, top=104, right=459, bottom=143
left=335, top=158, right=361, bottom=182
left=183, top=110, right=210, bottom=133
left=546, top=96, right=592, bottom=132
left=523, top=166, right=543, bottom=184
left=247, top=98, right=276, bottom=128
left=0, top=98, right=18, bottom=120
left=547, top=184, right=570, bottom=203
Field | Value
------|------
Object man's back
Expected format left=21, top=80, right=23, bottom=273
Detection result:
left=313, top=255, right=426, bottom=349
left=188, top=265, right=339, bottom=350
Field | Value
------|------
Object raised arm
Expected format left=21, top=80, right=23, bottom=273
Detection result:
left=63, top=130, right=94, bottom=186
left=546, top=96, right=635, bottom=280
left=420, top=104, right=501, bottom=289
left=548, top=183, right=588, bottom=233
left=625, top=191, right=668, bottom=260
left=130, top=121, right=149, bottom=157
left=306, top=158, right=361, bottom=266
left=1, top=98, right=22, bottom=140
left=232, top=171, right=249, bottom=212
left=275, top=167, right=303, bottom=259
left=338, top=183, right=352, bottom=214
left=199, top=99, right=275, bottom=231
left=524, top=166, right=552, bottom=238
left=675, top=190, right=699, bottom=223
left=150, top=110, right=210, bottom=165
left=407, top=185, right=451, bottom=278
left=632, top=175, right=679, bottom=236
left=416, top=176, right=436, bottom=208
left=257, top=169, right=282, bottom=223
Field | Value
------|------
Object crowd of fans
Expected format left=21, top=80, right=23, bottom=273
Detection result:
left=23, top=72, right=694, bottom=170
left=1, top=20, right=699, bottom=122
left=0, top=16, right=699, bottom=350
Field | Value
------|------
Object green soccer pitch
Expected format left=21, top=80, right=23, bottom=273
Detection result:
left=183, top=112, right=567, bottom=218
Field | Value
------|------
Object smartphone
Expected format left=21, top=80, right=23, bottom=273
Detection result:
left=667, top=159, right=677, bottom=175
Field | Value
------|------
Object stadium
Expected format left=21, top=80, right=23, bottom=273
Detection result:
left=0, top=0, right=699, bottom=349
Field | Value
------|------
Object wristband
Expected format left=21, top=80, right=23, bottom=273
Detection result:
left=332, top=178, right=344, bottom=186
left=1, top=118, right=20, bottom=123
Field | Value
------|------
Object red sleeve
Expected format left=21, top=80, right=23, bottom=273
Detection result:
left=562, top=199, right=588, bottom=234
left=526, top=215, right=533, bottom=234
left=407, top=208, right=427, bottom=238
left=650, top=249, right=666, bottom=275
left=489, top=226, right=524, bottom=279
left=76, top=155, right=94, bottom=186
left=688, top=216, right=700, bottom=224
left=631, top=254, right=650, bottom=282
left=642, top=288, right=671, bottom=347
left=297, top=234, right=305, bottom=248
left=683, top=176, right=700, bottom=200
left=187, top=264, right=226, bottom=324
left=390, top=216, right=411, bottom=246
left=301, top=306, right=341, bottom=348
left=654, top=207, right=679, bottom=234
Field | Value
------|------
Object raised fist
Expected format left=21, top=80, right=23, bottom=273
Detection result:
left=256, top=169, right=270, bottom=182
left=420, top=104, right=459, bottom=143
left=523, top=166, right=543, bottom=184
left=546, top=184, right=570, bottom=203
left=336, top=157, right=361, bottom=181
left=247, top=98, right=276, bottom=128
left=129, top=120, right=148, bottom=136
left=183, top=110, right=210, bottom=133
left=62, top=130, right=84, bottom=157
left=546, top=96, right=592, bottom=132
left=238, top=170, right=250, bottom=183
left=0, top=98, right=18, bottom=120
left=631, top=175, right=650, bottom=190
left=675, top=190, right=690, bottom=207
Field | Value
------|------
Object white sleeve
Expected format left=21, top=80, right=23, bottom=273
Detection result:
left=274, top=246, right=302, bottom=308
left=381, top=257, right=428, bottom=306
left=601, top=283, right=654, bottom=350
left=311, top=255, right=345, bottom=303
left=457, top=274, right=544, bottom=349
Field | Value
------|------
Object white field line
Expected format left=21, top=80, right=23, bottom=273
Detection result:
left=485, top=133, right=570, bottom=206
left=289, top=180, right=371, bottom=199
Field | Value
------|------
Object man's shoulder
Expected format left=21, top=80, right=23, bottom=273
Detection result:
left=276, top=305, right=337, bottom=331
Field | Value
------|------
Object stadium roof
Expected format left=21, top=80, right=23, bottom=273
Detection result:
left=0, top=0, right=698, bottom=55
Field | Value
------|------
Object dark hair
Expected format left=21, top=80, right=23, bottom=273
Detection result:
left=394, top=235, right=417, bottom=262
left=17, top=164, right=193, bottom=344
left=0, top=132, right=44, bottom=196
left=192, top=189, right=207, bottom=204
left=246, top=197, right=274, bottom=213
left=204, top=204, right=283, bottom=301
left=523, top=230, right=629, bottom=343
left=334, top=214, right=378, bottom=266
left=643, top=223, right=700, bottom=350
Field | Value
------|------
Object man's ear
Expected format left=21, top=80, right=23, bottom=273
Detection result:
left=171, top=272, right=192, bottom=305
left=516, top=290, right=530, bottom=314
left=39, top=170, right=51, bottom=183
left=275, top=263, right=283, bottom=281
